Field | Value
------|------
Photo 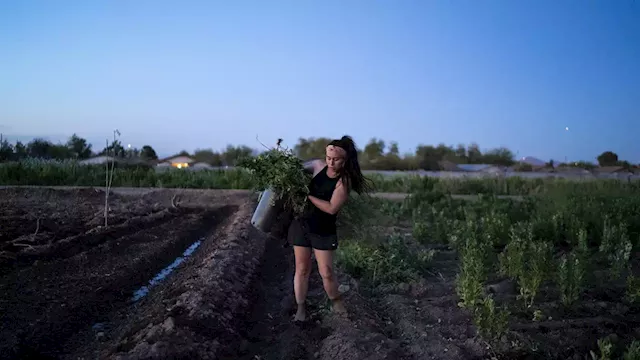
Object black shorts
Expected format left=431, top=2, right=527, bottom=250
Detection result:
left=287, top=218, right=338, bottom=251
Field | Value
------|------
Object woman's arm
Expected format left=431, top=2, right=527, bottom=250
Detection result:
left=308, top=180, right=348, bottom=215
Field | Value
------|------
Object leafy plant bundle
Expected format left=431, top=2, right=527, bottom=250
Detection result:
left=237, top=142, right=312, bottom=216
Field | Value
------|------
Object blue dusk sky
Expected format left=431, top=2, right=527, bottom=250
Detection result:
left=0, top=0, right=638, bottom=162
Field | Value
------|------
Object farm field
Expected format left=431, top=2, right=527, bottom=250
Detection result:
left=0, top=188, right=256, bottom=359
left=3, top=160, right=640, bottom=195
left=0, top=181, right=639, bottom=359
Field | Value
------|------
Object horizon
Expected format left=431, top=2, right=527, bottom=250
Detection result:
left=0, top=132, right=620, bottom=165
left=1, top=1, right=639, bottom=162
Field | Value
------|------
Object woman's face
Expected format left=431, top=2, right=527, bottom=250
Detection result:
left=325, top=145, right=346, bottom=171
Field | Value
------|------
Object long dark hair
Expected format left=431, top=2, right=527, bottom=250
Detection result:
left=328, top=136, right=374, bottom=195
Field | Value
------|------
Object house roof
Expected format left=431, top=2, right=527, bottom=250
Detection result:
left=158, top=154, right=195, bottom=163
left=457, top=164, right=496, bottom=172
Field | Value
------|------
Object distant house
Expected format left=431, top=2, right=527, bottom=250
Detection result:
left=157, top=155, right=195, bottom=169
left=592, top=166, right=633, bottom=179
left=555, top=166, right=592, bottom=175
left=457, top=164, right=505, bottom=174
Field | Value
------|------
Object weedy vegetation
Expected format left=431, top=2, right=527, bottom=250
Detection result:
left=333, top=175, right=640, bottom=359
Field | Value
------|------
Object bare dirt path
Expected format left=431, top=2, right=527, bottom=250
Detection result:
left=234, top=238, right=327, bottom=360
left=228, top=239, right=410, bottom=360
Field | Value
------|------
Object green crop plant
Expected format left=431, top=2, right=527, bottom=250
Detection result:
left=626, top=274, right=640, bottom=304
left=599, top=219, right=633, bottom=281
left=517, top=240, right=553, bottom=308
left=337, top=234, right=434, bottom=287
left=590, top=336, right=613, bottom=360
left=411, top=205, right=453, bottom=245
left=472, top=295, right=510, bottom=340
left=557, top=251, right=585, bottom=307
left=455, top=219, right=491, bottom=309
left=477, top=210, right=510, bottom=248
left=499, top=222, right=552, bottom=308
left=498, top=224, right=529, bottom=280
left=532, top=309, right=544, bottom=322
left=624, top=340, right=640, bottom=360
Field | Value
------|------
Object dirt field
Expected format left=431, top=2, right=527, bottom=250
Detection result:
left=0, top=188, right=258, bottom=359
left=1, top=187, right=637, bottom=360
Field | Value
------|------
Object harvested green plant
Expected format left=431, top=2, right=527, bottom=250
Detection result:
left=237, top=143, right=311, bottom=215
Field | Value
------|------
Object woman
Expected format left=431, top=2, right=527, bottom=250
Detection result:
left=290, top=135, right=373, bottom=322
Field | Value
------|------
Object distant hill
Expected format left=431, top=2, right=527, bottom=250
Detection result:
left=520, top=156, right=546, bottom=167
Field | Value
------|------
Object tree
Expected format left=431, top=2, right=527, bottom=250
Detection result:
left=193, top=148, right=222, bottom=166
left=0, top=137, right=13, bottom=162
left=546, top=159, right=554, bottom=168
left=482, top=147, right=515, bottom=166
left=388, top=141, right=399, bottom=155
left=222, top=145, right=253, bottom=166
left=363, top=138, right=385, bottom=162
left=597, top=151, right=618, bottom=166
left=140, top=145, right=158, bottom=160
left=100, top=140, right=126, bottom=157
left=467, top=143, right=483, bottom=163
left=49, top=143, right=72, bottom=160
left=293, top=137, right=332, bottom=160
left=66, top=134, right=92, bottom=159
left=27, top=138, right=53, bottom=159
left=455, top=144, right=467, bottom=160
left=415, top=145, right=442, bottom=170
left=13, top=141, right=27, bottom=160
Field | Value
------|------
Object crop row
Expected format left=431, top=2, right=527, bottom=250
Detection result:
left=2, top=161, right=640, bottom=195
left=335, top=182, right=640, bottom=358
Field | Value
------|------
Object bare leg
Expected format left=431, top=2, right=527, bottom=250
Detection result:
left=293, top=245, right=312, bottom=321
left=314, top=249, right=347, bottom=314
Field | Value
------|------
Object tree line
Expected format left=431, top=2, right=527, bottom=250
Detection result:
left=0, top=133, right=634, bottom=171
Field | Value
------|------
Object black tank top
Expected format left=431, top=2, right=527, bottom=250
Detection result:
left=306, top=166, right=340, bottom=236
